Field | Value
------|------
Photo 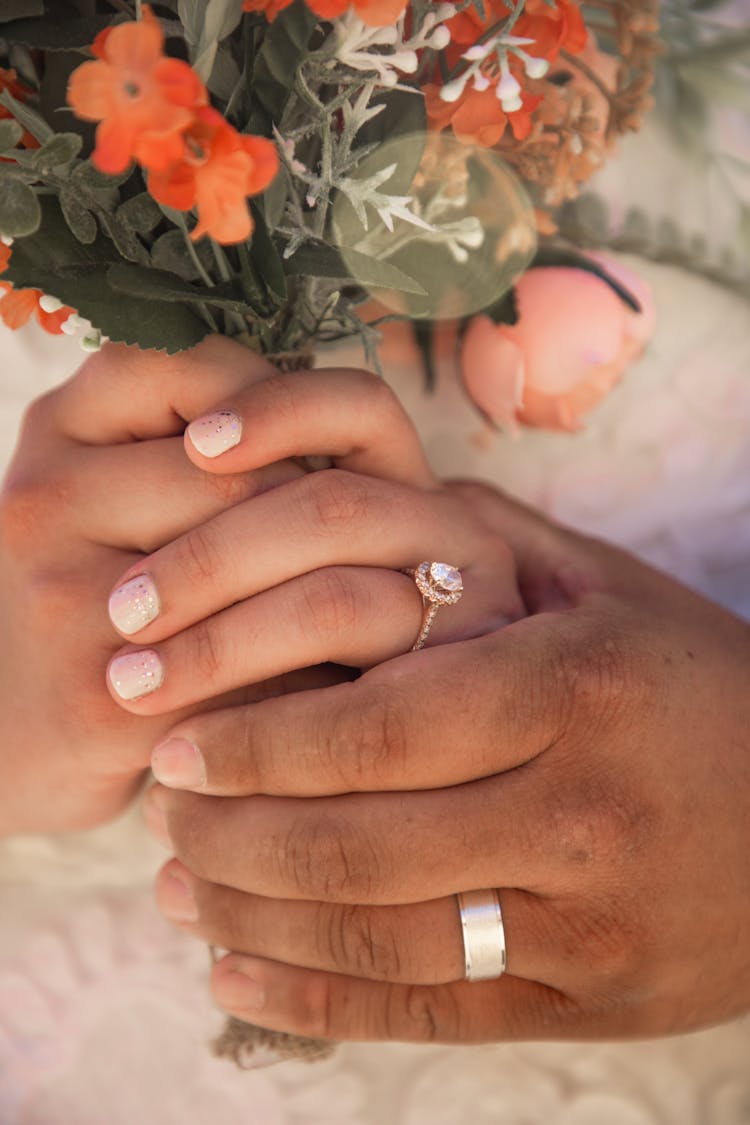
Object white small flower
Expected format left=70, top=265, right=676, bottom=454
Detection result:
left=0, top=233, right=13, bottom=247
left=38, top=294, right=63, bottom=314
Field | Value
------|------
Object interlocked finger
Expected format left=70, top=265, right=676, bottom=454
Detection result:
left=156, top=859, right=554, bottom=987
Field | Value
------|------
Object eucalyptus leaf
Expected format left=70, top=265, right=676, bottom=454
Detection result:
left=0, top=177, right=41, bottom=237
left=0, top=119, right=23, bottom=152
left=286, top=242, right=427, bottom=296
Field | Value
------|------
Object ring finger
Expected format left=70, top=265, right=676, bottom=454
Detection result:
left=106, top=561, right=513, bottom=712
left=155, top=858, right=553, bottom=987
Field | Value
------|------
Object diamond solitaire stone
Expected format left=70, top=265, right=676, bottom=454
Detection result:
left=430, top=562, right=463, bottom=593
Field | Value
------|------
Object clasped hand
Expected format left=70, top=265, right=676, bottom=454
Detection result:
left=2, top=337, right=748, bottom=1044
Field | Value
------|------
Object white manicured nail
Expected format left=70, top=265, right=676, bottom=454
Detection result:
left=187, top=410, right=242, bottom=458
left=109, top=651, right=164, bottom=701
left=109, top=574, right=160, bottom=635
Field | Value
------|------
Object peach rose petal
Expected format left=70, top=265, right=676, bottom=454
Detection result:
left=461, top=315, right=525, bottom=429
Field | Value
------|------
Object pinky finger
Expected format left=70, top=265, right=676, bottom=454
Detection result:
left=211, top=954, right=573, bottom=1044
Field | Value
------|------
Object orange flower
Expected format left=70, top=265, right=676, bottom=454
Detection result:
left=67, top=5, right=207, bottom=175
left=243, top=0, right=407, bottom=24
left=147, top=107, right=279, bottom=244
left=425, top=82, right=541, bottom=147
left=0, top=68, right=40, bottom=151
left=0, top=248, right=76, bottom=334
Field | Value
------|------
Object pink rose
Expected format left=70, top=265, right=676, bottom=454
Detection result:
left=461, top=258, right=656, bottom=433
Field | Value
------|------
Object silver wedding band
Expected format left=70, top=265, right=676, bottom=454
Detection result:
left=457, top=889, right=507, bottom=981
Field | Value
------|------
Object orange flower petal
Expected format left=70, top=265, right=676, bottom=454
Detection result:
left=103, top=6, right=163, bottom=73
left=0, top=287, right=39, bottom=331
left=148, top=162, right=196, bottom=211
left=239, top=135, right=280, bottom=194
left=353, top=0, right=407, bottom=24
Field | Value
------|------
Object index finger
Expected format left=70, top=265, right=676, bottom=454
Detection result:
left=37, top=336, right=275, bottom=445
left=150, top=617, right=580, bottom=796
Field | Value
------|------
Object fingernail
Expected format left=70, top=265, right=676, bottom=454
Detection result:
left=214, top=966, right=266, bottom=1013
left=187, top=410, right=242, bottom=458
left=158, top=871, right=198, bottom=923
left=109, top=573, right=160, bottom=635
left=109, top=650, right=164, bottom=701
left=151, top=738, right=206, bottom=790
left=142, top=786, right=171, bottom=848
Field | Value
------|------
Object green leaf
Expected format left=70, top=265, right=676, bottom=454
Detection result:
left=0, top=89, right=53, bottom=145
left=101, top=213, right=148, bottom=264
left=59, top=187, right=98, bottom=244
left=178, top=0, right=244, bottom=82
left=0, top=7, right=115, bottom=49
left=286, top=242, right=428, bottom=296
left=108, top=262, right=252, bottom=314
left=116, top=192, right=163, bottom=236
left=0, top=119, right=24, bottom=152
left=261, top=168, right=288, bottom=232
left=352, top=88, right=427, bottom=195
left=248, top=203, right=286, bottom=300
left=33, top=132, right=83, bottom=170
left=0, top=178, right=41, bottom=237
left=150, top=228, right=214, bottom=281
left=72, top=161, right=133, bottom=192
left=0, top=0, right=45, bottom=21
left=246, top=0, right=318, bottom=134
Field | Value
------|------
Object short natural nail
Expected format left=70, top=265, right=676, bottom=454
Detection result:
left=187, top=410, right=242, bottom=458
left=214, top=966, right=266, bottom=1013
left=109, top=573, right=160, bottom=635
left=158, top=871, right=198, bottom=923
left=151, top=738, right=206, bottom=790
left=109, top=650, right=164, bottom=701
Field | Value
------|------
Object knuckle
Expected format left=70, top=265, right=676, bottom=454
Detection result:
left=203, top=470, right=256, bottom=510
left=0, top=470, right=75, bottom=553
left=174, top=520, right=227, bottom=593
left=558, top=897, right=643, bottom=990
left=187, top=618, right=224, bottom=688
left=297, top=568, right=361, bottom=645
left=317, top=903, right=402, bottom=980
left=283, top=812, right=384, bottom=902
left=343, top=687, right=410, bottom=789
left=303, top=470, right=373, bottom=535
left=386, top=984, right=457, bottom=1042
left=564, top=623, right=642, bottom=726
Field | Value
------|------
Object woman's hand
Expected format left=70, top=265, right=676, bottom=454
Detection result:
left=103, top=367, right=526, bottom=714
left=0, top=336, right=316, bottom=835
left=142, top=483, right=750, bottom=1042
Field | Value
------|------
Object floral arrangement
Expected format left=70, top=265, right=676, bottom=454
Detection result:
left=0, top=0, right=659, bottom=408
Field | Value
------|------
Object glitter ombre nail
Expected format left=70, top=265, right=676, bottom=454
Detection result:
left=109, top=574, right=160, bottom=635
left=109, top=650, right=164, bottom=701
left=186, top=410, right=242, bottom=458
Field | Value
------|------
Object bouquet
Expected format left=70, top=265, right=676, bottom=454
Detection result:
left=0, top=0, right=659, bottom=1062
left=0, top=1, right=657, bottom=374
